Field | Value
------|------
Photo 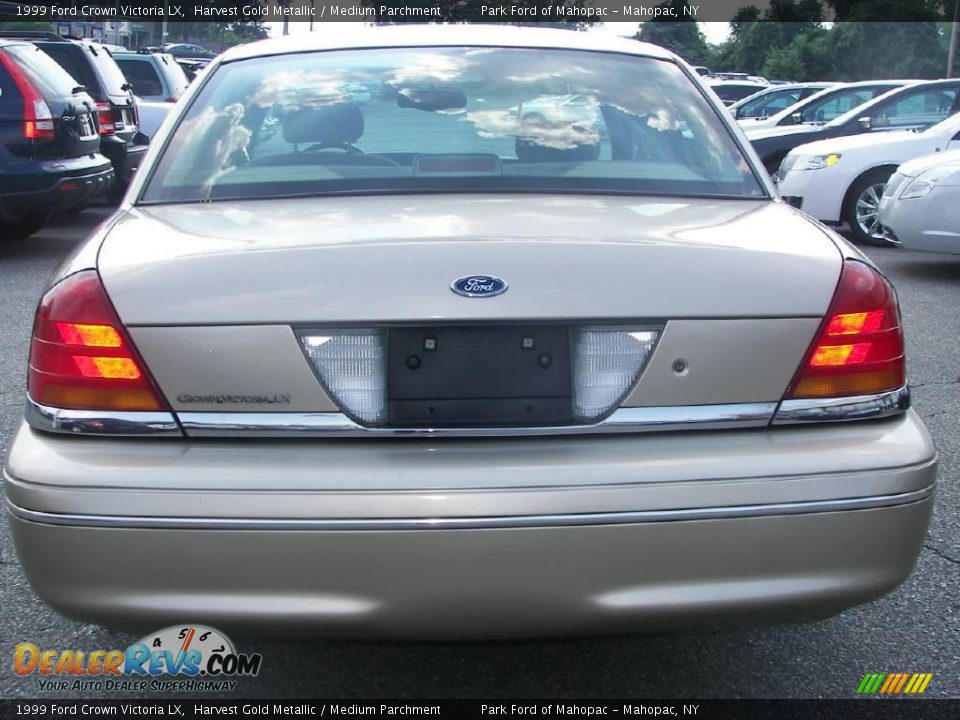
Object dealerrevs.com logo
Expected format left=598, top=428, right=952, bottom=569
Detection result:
left=13, top=625, right=262, bottom=693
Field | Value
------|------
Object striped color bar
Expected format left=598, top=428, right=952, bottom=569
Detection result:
left=857, top=673, right=933, bottom=694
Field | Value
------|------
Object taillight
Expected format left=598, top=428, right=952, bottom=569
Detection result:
left=786, top=260, right=905, bottom=399
left=0, top=50, right=55, bottom=141
left=28, top=271, right=169, bottom=412
left=164, top=97, right=177, bottom=103
left=96, top=101, right=115, bottom=135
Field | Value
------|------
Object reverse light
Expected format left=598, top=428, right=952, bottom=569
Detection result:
left=572, top=327, right=660, bottom=423
left=299, top=330, right=386, bottom=424
left=0, top=50, right=55, bottom=141
left=786, top=261, right=904, bottom=399
left=28, top=271, right=169, bottom=412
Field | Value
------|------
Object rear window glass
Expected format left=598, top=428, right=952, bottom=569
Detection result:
left=86, top=44, right=130, bottom=95
left=3, top=44, right=80, bottom=99
left=158, top=54, right=189, bottom=97
left=712, top=84, right=764, bottom=103
left=142, top=47, right=764, bottom=204
left=115, top=58, right=163, bottom=98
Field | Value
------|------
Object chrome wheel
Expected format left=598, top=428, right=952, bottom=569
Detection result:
left=854, top=182, right=888, bottom=241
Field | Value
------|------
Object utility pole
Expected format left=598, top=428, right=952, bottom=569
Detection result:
left=161, top=0, right=168, bottom=50
left=949, top=2, right=959, bottom=78
left=282, top=0, right=290, bottom=35
left=310, top=0, right=315, bottom=31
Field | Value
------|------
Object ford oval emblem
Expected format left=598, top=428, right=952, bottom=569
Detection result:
left=451, top=275, right=508, bottom=298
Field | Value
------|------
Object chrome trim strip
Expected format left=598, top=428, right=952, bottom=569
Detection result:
left=773, top=386, right=910, bottom=425
left=25, top=399, right=182, bottom=437
left=178, top=403, right=778, bottom=438
left=6, top=486, right=935, bottom=531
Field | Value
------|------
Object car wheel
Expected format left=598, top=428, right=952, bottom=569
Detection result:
left=1, top=212, right=48, bottom=241
left=845, top=169, right=893, bottom=246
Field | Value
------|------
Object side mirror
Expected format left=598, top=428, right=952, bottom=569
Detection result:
left=857, top=116, right=872, bottom=131
left=789, top=112, right=802, bottom=125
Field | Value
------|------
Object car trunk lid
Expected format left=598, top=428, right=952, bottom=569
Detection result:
left=99, top=195, right=841, bottom=324
left=98, top=195, right=841, bottom=425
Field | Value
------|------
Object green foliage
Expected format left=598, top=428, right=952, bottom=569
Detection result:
left=712, top=0, right=951, bottom=81
left=637, top=1, right=712, bottom=65
left=164, top=1, right=267, bottom=48
left=0, top=21, right=52, bottom=31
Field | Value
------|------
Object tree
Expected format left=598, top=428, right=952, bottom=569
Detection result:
left=0, top=21, right=53, bottom=31
left=726, top=0, right=826, bottom=73
left=637, top=1, right=712, bottom=65
left=825, top=0, right=944, bottom=21
left=820, top=21, right=946, bottom=78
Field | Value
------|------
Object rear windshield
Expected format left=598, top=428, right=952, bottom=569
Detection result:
left=115, top=58, right=163, bottom=97
left=85, top=44, right=130, bottom=96
left=712, top=84, right=765, bottom=103
left=142, top=47, right=764, bottom=203
left=158, top=54, right=190, bottom=97
left=3, top=44, right=79, bottom=99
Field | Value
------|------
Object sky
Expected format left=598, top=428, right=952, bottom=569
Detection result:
left=265, top=21, right=732, bottom=45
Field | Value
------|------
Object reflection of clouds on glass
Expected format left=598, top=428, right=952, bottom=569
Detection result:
left=250, top=69, right=356, bottom=108
left=464, top=106, right=600, bottom=151
left=168, top=104, right=251, bottom=194
left=504, top=68, right=596, bottom=84
left=647, top=108, right=679, bottom=131
left=387, top=53, right=467, bottom=85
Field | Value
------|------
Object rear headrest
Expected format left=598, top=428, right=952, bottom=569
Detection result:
left=282, top=103, right=364, bottom=146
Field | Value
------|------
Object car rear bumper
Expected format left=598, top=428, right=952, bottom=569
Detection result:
left=0, top=157, right=113, bottom=221
left=100, top=137, right=148, bottom=185
left=3, top=411, right=937, bottom=638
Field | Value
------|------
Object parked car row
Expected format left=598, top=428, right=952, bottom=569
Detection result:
left=0, top=33, right=200, bottom=239
left=717, top=73, right=960, bottom=250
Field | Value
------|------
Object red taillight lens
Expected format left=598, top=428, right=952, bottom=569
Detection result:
left=786, top=261, right=905, bottom=399
left=0, top=50, right=55, bottom=141
left=96, top=101, right=115, bottom=135
left=29, top=271, right=169, bottom=412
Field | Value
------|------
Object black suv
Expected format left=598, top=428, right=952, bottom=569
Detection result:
left=0, top=39, right=112, bottom=239
left=0, top=32, right=147, bottom=200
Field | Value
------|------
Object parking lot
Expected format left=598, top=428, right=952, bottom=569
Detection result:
left=0, top=208, right=956, bottom=700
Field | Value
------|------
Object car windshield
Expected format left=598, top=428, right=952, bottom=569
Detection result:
left=141, top=47, right=764, bottom=203
left=736, top=88, right=804, bottom=118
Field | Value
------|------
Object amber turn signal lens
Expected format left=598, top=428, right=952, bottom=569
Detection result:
left=786, top=261, right=905, bottom=400
left=28, top=271, right=169, bottom=412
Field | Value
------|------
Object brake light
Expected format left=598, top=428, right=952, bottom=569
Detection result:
left=164, top=97, right=177, bottom=103
left=0, top=50, right=55, bottom=141
left=28, top=271, right=169, bottom=412
left=786, top=261, right=905, bottom=399
left=96, top=101, right=115, bottom=134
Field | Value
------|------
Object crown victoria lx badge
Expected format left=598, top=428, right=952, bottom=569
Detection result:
left=451, top=275, right=508, bottom=298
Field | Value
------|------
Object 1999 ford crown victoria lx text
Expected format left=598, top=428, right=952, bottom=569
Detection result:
left=3, top=26, right=936, bottom=639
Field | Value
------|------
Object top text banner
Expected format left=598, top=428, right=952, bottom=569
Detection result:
left=6, top=0, right=783, bottom=24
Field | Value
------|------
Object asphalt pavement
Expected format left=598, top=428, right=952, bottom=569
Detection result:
left=0, top=209, right=957, bottom=700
